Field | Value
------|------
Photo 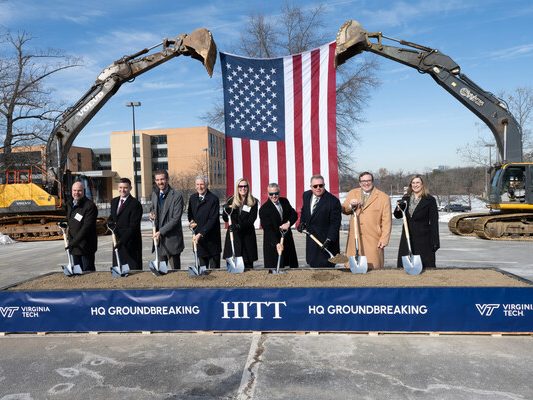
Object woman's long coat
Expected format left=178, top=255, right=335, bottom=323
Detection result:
left=222, top=197, right=258, bottom=265
left=342, top=188, right=392, bottom=269
left=393, top=194, right=440, bottom=268
left=259, top=197, right=298, bottom=268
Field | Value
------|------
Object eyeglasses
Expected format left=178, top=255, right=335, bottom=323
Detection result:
left=268, top=192, right=280, bottom=196
left=238, top=185, right=248, bottom=189
left=312, top=184, right=325, bottom=189
left=359, top=180, right=373, bottom=183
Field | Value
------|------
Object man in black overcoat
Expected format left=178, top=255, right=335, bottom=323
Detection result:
left=108, top=178, right=143, bottom=270
left=65, top=181, right=98, bottom=271
left=259, top=183, right=298, bottom=268
left=187, top=176, right=221, bottom=268
left=298, top=175, right=341, bottom=267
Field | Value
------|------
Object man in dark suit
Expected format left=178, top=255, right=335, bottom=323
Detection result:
left=66, top=181, right=98, bottom=271
left=259, top=183, right=298, bottom=269
left=187, top=176, right=221, bottom=268
left=108, top=178, right=143, bottom=270
left=298, top=175, right=341, bottom=267
left=150, top=170, right=184, bottom=269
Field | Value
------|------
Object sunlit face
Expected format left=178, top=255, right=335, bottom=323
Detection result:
left=196, top=179, right=207, bottom=195
left=359, top=174, right=374, bottom=192
left=237, top=180, right=249, bottom=198
left=268, top=186, right=280, bottom=203
left=155, top=173, right=169, bottom=191
left=118, top=182, right=131, bottom=198
left=411, top=177, right=423, bottom=194
left=310, top=178, right=325, bottom=197
left=71, top=182, right=84, bottom=201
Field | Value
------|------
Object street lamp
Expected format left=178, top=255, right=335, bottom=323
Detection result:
left=203, top=147, right=209, bottom=184
left=484, top=143, right=495, bottom=198
left=126, top=101, right=141, bottom=199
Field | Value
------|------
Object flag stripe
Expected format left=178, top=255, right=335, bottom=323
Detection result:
left=327, top=43, right=339, bottom=192
left=311, top=48, right=321, bottom=176
left=221, top=43, right=338, bottom=217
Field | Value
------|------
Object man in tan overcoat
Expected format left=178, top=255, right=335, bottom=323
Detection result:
left=342, top=172, right=392, bottom=269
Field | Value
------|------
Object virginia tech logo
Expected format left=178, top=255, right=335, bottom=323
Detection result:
left=0, top=306, right=20, bottom=318
left=475, top=304, right=500, bottom=316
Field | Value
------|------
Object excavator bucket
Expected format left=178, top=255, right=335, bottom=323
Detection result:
left=182, top=28, right=217, bottom=77
left=335, top=20, right=370, bottom=67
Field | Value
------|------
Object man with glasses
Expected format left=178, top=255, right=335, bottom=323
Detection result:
left=259, top=183, right=299, bottom=269
left=342, top=172, right=391, bottom=269
left=298, top=175, right=342, bottom=267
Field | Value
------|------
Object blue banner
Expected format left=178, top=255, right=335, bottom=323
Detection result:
left=1, top=287, right=532, bottom=333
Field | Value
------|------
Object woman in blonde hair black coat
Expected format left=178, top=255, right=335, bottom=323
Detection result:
left=222, top=178, right=258, bottom=268
left=393, top=175, right=440, bottom=269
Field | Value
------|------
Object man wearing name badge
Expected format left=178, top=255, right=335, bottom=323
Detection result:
left=108, top=178, right=143, bottom=270
left=65, top=181, right=98, bottom=271
left=298, top=175, right=342, bottom=267
left=259, top=182, right=299, bottom=268
left=187, top=176, right=221, bottom=269
left=150, top=169, right=184, bottom=269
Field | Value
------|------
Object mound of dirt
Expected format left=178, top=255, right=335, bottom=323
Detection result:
left=7, top=268, right=530, bottom=291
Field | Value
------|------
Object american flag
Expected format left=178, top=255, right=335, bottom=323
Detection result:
left=220, top=42, right=339, bottom=214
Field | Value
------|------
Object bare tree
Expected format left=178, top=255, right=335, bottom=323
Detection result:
left=501, top=86, right=533, bottom=160
left=203, top=3, right=380, bottom=174
left=458, top=87, right=533, bottom=164
left=0, top=31, right=81, bottom=168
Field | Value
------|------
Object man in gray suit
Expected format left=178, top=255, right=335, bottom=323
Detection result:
left=150, top=170, right=184, bottom=269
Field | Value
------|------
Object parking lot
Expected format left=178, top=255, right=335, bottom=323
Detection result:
left=1, top=221, right=532, bottom=399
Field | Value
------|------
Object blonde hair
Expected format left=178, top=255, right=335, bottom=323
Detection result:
left=230, top=178, right=257, bottom=208
left=406, top=174, right=430, bottom=197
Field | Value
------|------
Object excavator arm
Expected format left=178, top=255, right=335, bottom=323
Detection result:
left=335, top=20, right=523, bottom=163
left=46, top=27, right=216, bottom=191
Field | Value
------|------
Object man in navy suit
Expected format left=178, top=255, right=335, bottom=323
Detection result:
left=108, top=178, right=143, bottom=270
left=298, top=175, right=341, bottom=267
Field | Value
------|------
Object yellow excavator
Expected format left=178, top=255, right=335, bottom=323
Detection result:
left=335, top=20, right=533, bottom=240
left=0, top=28, right=216, bottom=241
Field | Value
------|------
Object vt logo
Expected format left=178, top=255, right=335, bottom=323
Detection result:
left=475, top=304, right=500, bottom=316
left=0, top=306, right=20, bottom=318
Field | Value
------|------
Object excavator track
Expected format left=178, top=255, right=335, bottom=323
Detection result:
left=0, top=215, right=109, bottom=242
left=473, top=213, right=533, bottom=241
left=448, top=212, right=491, bottom=236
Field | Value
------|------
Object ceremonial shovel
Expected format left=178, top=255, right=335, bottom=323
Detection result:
left=302, top=229, right=348, bottom=265
left=188, top=227, right=207, bottom=276
left=149, top=219, right=168, bottom=276
left=398, top=203, right=423, bottom=275
left=224, top=208, right=244, bottom=273
left=106, top=222, right=130, bottom=278
left=57, top=221, right=82, bottom=276
left=348, top=209, right=368, bottom=274
left=269, top=229, right=286, bottom=274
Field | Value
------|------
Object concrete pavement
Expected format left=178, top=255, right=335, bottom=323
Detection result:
left=1, top=220, right=532, bottom=399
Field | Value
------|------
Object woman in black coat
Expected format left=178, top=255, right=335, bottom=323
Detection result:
left=259, top=183, right=299, bottom=269
left=393, top=175, right=440, bottom=269
left=222, top=178, right=258, bottom=268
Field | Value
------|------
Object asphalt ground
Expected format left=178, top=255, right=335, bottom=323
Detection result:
left=1, top=219, right=532, bottom=399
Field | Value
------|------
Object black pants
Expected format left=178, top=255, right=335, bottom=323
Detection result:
left=161, top=254, right=181, bottom=270
left=198, top=256, right=220, bottom=269
left=73, top=254, right=96, bottom=272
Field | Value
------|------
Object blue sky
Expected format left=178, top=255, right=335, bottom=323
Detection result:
left=2, top=0, right=532, bottom=173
